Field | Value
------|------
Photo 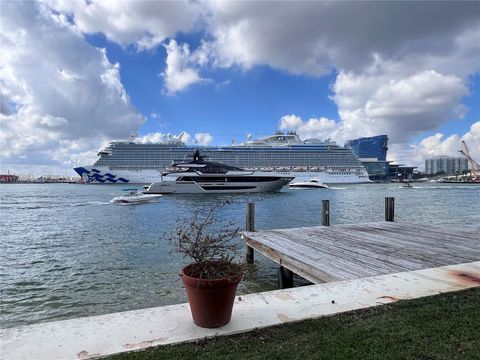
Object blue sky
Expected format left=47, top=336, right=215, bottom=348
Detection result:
left=89, top=33, right=341, bottom=145
left=1, top=1, right=479, bottom=174
left=93, top=30, right=479, bottom=148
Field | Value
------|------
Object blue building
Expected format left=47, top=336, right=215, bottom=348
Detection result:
left=346, top=135, right=390, bottom=180
left=346, top=135, right=388, bottom=161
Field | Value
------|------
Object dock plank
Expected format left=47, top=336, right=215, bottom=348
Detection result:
left=242, top=221, right=480, bottom=283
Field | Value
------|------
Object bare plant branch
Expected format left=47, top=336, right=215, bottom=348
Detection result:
left=166, top=200, right=243, bottom=280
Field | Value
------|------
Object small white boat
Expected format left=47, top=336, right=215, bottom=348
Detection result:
left=111, top=189, right=162, bottom=204
left=289, top=179, right=329, bottom=189
left=401, top=182, right=413, bottom=189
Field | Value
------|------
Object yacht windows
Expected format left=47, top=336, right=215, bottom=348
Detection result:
left=177, top=176, right=281, bottom=182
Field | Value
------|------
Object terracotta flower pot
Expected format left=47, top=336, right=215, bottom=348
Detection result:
left=181, top=263, right=242, bottom=328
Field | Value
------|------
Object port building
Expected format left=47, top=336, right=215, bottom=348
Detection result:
left=346, top=135, right=390, bottom=180
left=345, top=135, right=389, bottom=161
left=425, top=156, right=469, bottom=176
left=346, top=135, right=417, bottom=180
left=0, top=174, right=18, bottom=183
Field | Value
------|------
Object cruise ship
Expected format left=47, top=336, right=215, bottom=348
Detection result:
left=74, top=132, right=370, bottom=184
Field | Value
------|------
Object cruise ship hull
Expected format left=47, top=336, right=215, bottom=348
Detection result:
left=74, top=166, right=370, bottom=184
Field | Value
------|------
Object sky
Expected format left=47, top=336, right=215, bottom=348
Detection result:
left=1, top=0, right=479, bottom=175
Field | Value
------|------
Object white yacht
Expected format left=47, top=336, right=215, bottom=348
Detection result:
left=143, top=151, right=293, bottom=194
left=289, top=179, right=329, bottom=189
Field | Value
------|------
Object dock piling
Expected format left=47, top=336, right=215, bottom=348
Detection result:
left=245, top=202, right=255, bottom=264
left=322, top=200, right=330, bottom=226
left=385, top=197, right=395, bottom=222
left=278, top=266, right=294, bottom=289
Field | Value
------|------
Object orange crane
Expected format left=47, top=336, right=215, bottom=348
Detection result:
left=459, top=140, right=479, bottom=182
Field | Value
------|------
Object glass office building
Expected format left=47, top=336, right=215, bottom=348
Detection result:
left=359, top=159, right=390, bottom=180
left=345, top=135, right=388, bottom=161
left=346, top=135, right=389, bottom=180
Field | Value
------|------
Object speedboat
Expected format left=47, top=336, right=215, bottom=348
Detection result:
left=111, top=188, right=163, bottom=204
left=143, top=150, right=294, bottom=194
left=401, top=182, right=413, bottom=189
left=289, top=179, right=329, bottom=189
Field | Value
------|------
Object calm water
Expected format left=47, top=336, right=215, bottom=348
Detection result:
left=1, top=183, right=479, bottom=328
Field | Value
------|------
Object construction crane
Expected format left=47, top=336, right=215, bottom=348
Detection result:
left=459, top=140, right=479, bottom=182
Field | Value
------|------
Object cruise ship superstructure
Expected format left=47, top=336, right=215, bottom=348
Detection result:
left=74, top=132, right=370, bottom=184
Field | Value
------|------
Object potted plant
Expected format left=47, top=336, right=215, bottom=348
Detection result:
left=167, top=201, right=243, bottom=328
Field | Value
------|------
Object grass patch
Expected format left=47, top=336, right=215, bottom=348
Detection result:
left=107, top=288, right=480, bottom=360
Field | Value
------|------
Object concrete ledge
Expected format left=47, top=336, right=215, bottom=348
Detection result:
left=2, top=261, right=479, bottom=360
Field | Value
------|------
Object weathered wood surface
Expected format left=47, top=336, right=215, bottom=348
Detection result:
left=241, top=222, right=480, bottom=284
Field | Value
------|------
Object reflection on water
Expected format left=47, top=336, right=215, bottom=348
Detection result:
left=1, top=183, right=479, bottom=327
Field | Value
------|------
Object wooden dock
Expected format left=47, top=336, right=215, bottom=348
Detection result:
left=242, top=221, right=480, bottom=284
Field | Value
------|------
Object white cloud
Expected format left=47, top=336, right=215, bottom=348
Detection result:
left=203, top=1, right=480, bottom=76
left=161, top=40, right=206, bottom=95
left=45, top=0, right=202, bottom=50
left=178, top=131, right=192, bottom=144
left=279, top=70, right=469, bottom=146
left=331, top=68, right=469, bottom=144
left=46, top=1, right=480, bottom=107
left=279, top=115, right=303, bottom=130
left=194, top=132, right=213, bottom=145
left=279, top=115, right=338, bottom=142
left=136, top=131, right=213, bottom=146
left=136, top=132, right=171, bottom=144
left=388, top=121, right=479, bottom=169
left=136, top=131, right=191, bottom=144
left=0, top=1, right=144, bottom=174
left=186, top=1, right=479, bottom=122
left=138, top=131, right=192, bottom=144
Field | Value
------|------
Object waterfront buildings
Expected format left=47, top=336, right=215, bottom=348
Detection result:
left=345, top=135, right=388, bottom=161
left=345, top=135, right=418, bottom=180
left=0, top=174, right=18, bottom=183
left=388, top=164, right=417, bottom=179
left=425, top=156, right=469, bottom=176
left=346, top=135, right=390, bottom=180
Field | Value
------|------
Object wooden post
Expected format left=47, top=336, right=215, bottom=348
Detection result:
left=278, top=266, right=294, bottom=289
left=245, top=202, right=255, bottom=264
left=322, top=200, right=330, bottom=226
left=385, top=197, right=395, bottom=222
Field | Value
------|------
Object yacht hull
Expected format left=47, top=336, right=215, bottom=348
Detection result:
left=144, top=177, right=293, bottom=194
